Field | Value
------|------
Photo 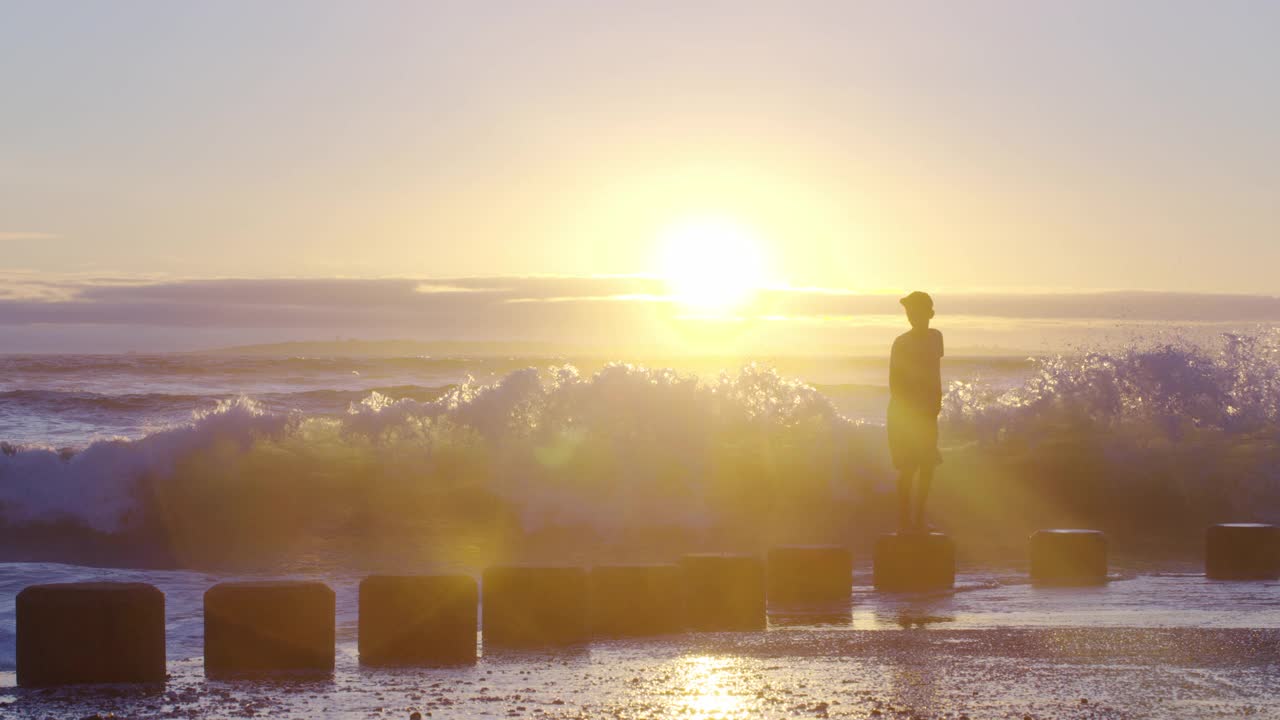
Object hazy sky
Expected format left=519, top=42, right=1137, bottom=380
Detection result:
left=3, top=0, right=1277, bottom=295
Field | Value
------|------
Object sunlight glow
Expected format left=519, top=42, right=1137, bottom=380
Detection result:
left=657, top=215, right=769, bottom=314
left=675, top=655, right=749, bottom=719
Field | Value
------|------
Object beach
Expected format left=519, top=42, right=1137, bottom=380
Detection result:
left=3, top=563, right=1279, bottom=718
left=5, top=628, right=1279, bottom=719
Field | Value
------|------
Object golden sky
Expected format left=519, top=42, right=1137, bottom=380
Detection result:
left=1, top=2, right=1278, bottom=300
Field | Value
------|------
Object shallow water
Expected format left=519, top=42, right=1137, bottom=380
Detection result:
left=5, top=562, right=1278, bottom=674
left=2, top=562, right=1279, bottom=718
left=4, top=629, right=1278, bottom=719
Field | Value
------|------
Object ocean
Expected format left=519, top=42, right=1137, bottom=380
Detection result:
left=0, top=352, right=1036, bottom=449
left=2, top=334, right=1279, bottom=716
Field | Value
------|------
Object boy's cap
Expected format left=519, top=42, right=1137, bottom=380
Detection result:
left=900, top=291, right=933, bottom=309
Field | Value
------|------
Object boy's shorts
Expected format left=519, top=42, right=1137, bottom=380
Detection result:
left=887, top=402, right=942, bottom=472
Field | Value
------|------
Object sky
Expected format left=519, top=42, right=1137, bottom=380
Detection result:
left=2, top=1, right=1279, bottom=351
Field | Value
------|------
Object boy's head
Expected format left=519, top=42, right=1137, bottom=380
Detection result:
left=900, top=291, right=934, bottom=329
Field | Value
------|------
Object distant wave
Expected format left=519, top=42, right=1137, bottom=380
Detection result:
left=0, top=389, right=211, bottom=411
left=0, top=386, right=452, bottom=415
left=0, top=353, right=521, bottom=376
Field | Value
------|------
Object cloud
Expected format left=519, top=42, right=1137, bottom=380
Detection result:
left=413, top=282, right=494, bottom=294
left=761, top=288, right=1280, bottom=322
left=0, top=232, right=60, bottom=241
left=0, top=275, right=1277, bottom=353
left=503, top=293, right=670, bottom=304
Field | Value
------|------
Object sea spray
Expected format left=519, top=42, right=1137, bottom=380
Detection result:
left=946, top=331, right=1280, bottom=439
left=333, top=363, right=870, bottom=534
left=0, top=364, right=881, bottom=566
left=0, top=397, right=294, bottom=533
left=1, top=335, right=1278, bottom=568
left=942, top=331, right=1280, bottom=539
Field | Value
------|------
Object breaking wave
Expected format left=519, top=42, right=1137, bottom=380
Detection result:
left=1, top=332, right=1278, bottom=569
left=940, top=331, right=1280, bottom=543
left=0, top=364, right=878, bottom=567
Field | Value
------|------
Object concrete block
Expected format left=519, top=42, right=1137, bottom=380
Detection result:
left=16, top=582, right=165, bottom=686
left=679, top=553, right=765, bottom=631
left=873, top=532, right=955, bottom=591
left=359, top=574, right=477, bottom=666
left=481, top=565, right=588, bottom=648
left=1206, top=523, right=1280, bottom=580
left=588, top=564, right=684, bottom=637
left=1030, top=529, right=1108, bottom=585
left=767, top=545, right=853, bottom=604
left=204, top=581, right=334, bottom=676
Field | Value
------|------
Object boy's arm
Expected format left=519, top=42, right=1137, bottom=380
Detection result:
left=888, top=338, right=903, bottom=398
left=934, top=330, right=944, bottom=413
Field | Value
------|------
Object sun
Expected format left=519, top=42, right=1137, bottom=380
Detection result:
left=657, top=215, right=769, bottom=313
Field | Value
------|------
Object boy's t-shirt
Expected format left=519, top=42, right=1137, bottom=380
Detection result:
left=889, top=328, right=944, bottom=413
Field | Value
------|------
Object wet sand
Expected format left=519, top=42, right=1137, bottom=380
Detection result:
left=2, top=627, right=1277, bottom=719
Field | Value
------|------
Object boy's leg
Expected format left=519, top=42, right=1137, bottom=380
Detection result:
left=897, top=469, right=914, bottom=531
left=914, top=464, right=934, bottom=529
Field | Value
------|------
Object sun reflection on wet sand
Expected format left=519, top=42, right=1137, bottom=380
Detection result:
left=672, top=654, right=757, bottom=719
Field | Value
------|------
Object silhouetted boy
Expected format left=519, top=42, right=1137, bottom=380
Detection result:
left=888, top=291, right=943, bottom=530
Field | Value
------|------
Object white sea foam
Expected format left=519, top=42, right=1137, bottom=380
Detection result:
left=0, top=364, right=864, bottom=534
left=1, top=334, right=1278, bottom=551
left=0, top=397, right=294, bottom=532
